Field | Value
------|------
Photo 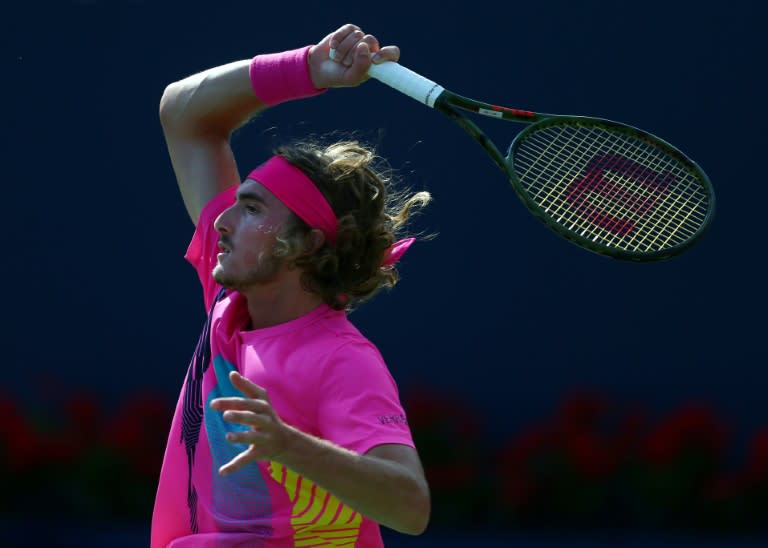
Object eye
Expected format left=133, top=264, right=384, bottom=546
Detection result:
left=244, top=203, right=261, bottom=214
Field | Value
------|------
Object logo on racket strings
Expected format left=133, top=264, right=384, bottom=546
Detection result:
left=565, top=154, right=674, bottom=237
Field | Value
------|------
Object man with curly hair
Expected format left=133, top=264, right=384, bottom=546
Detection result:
left=153, top=23, right=431, bottom=547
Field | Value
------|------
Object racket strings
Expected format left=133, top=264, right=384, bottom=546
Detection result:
left=522, top=128, right=706, bottom=249
left=512, top=122, right=709, bottom=254
left=522, top=131, right=705, bottom=243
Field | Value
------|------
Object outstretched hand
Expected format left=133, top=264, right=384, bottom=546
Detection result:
left=308, top=23, right=400, bottom=89
left=210, top=371, right=294, bottom=475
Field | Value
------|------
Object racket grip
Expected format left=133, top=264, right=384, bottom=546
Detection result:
left=367, top=62, right=445, bottom=108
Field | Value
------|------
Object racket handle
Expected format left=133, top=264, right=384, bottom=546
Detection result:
left=367, top=62, right=446, bottom=108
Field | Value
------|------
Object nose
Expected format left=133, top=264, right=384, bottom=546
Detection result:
left=214, top=204, right=235, bottom=234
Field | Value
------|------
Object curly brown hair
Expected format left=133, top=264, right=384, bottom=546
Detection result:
left=271, top=139, right=431, bottom=310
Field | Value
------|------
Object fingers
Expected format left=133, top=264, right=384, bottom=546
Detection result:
left=329, top=24, right=363, bottom=65
left=340, top=35, right=379, bottom=67
left=219, top=447, right=256, bottom=476
left=218, top=424, right=284, bottom=475
left=228, top=370, right=268, bottom=399
left=225, top=429, right=264, bottom=444
left=210, top=396, right=270, bottom=412
left=210, top=372, right=271, bottom=419
left=342, top=42, right=373, bottom=82
left=372, top=45, right=400, bottom=64
left=210, top=373, right=276, bottom=431
left=209, top=372, right=288, bottom=475
left=329, top=24, right=394, bottom=66
left=319, top=23, right=399, bottom=88
left=222, top=409, right=271, bottom=428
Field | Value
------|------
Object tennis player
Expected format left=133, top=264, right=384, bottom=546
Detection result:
left=152, top=23, right=431, bottom=547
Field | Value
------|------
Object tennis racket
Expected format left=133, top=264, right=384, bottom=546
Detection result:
left=367, top=62, right=715, bottom=261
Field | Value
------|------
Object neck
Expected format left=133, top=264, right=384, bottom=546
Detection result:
left=240, top=274, right=324, bottom=330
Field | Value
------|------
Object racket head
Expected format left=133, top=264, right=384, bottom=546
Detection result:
left=505, top=116, right=715, bottom=261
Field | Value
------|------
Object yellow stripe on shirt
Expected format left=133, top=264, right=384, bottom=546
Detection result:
left=269, top=462, right=363, bottom=546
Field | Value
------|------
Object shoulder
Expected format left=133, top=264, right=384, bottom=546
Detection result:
left=313, top=311, right=385, bottom=362
left=303, top=308, right=380, bottom=354
left=320, top=336, right=397, bottom=395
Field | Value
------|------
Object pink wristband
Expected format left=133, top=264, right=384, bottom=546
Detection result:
left=249, top=45, right=327, bottom=106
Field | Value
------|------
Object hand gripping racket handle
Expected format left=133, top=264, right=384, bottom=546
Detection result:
left=367, top=62, right=446, bottom=108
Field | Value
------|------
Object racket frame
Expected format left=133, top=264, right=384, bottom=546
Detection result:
left=369, top=62, right=715, bottom=261
left=505, top=114, right=715, bottom=261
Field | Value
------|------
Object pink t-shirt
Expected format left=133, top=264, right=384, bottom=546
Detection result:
left=151, top=186, right=415, bottom=548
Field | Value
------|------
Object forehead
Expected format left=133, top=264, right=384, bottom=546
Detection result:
left=238, top=179, right=295, bottom=221
left=239, top=179, right=282, bottom=205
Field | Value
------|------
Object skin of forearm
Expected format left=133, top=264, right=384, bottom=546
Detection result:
left=276, top=425, right=430, bottom=535
left=159, top=59, right=266, bottom=136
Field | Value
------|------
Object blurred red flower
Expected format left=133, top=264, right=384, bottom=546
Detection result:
left=643, top=402, right=727, bottom=465
left=0, top=392, right=44, bottom=472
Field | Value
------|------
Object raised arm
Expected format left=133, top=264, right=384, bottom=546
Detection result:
left=158, top=58, right=255, bottom=225
left=158, top=23, right=400, bottom=225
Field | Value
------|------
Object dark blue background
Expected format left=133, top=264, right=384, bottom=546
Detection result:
left=3, top=0, right=767, bottom=544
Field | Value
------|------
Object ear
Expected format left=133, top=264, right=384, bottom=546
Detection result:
left=304, top=228, right=327, bottom=255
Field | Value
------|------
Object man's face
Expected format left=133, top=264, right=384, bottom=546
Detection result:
left=212, top=180, right=296, bottom=291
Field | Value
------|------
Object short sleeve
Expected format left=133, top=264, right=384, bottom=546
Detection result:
left=317, top=341, right=414, bottom=455
left=184, top=186, right=237, bottom=311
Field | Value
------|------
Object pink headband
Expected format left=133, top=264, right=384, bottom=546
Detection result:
left=248, top=156, right=338, bottom=243
left=246, top=156, right=414, bottom=266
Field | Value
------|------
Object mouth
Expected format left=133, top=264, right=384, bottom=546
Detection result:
left=217, top=241, right=232, bottom=262
left=217, top=240, right=231, bottom=254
